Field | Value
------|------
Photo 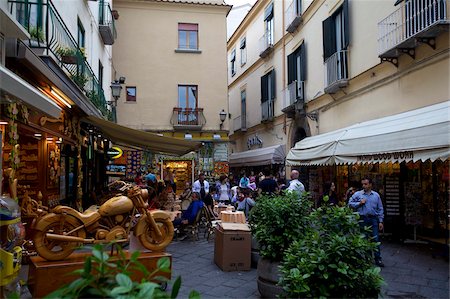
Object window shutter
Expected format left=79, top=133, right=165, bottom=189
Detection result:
left=240, top=38, right=246, bottom=49
left=287, top=52, right=295, bottom=84
left=231, top=49, right=236, bottom=61
left=322, top=16, right=336, bottom=61
left=300, top=43, right=307, bottom=81
left=264, top=3, right=274, bottom=21
left=270, top=70, right=276, bottom=100
left=343, top=0, right=350, bottom=49
left=261, top=75, right=268, bottom=102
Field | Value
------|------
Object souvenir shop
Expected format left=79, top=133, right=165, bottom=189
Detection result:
left=287, top=102, right=449, bottom=243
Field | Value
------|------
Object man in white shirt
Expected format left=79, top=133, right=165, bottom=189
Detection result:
left=192, top=173, right=209, bottom=201
left=287, top=170, right=305, bottom=196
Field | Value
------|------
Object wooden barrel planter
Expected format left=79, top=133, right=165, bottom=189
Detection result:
left=61, top=55, right=77, bottom=64
left=257, top=258, right=283, bottom=298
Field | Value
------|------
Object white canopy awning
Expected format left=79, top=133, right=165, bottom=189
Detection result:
left=229, top=144, right=286, bottom=167
left=286, top=101, right=450, bottom=166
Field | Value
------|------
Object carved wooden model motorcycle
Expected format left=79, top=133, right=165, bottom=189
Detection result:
left=32, top=182, right=174, bottom=261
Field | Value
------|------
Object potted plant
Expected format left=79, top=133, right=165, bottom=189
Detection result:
left=29, top=26, right=45, bottom=43
left=44, top=243, right=200, bottom=298
left=249, top=192, right=311, bottom=298
left=112, top=9, right=119, bottom=20
left=71, top=73, right=89, bottom=90
left=56, top=47, right=85, bottom=64
left=279, top=206, right=384, bottom=298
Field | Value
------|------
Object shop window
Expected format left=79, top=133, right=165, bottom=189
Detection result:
left=178, top=23, right=198, bottom=50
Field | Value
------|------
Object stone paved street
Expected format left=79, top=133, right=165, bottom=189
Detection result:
left=166, top=236, right=449, bottom=299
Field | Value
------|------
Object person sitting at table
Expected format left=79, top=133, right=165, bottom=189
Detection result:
left=236, top=188, right=255, bottom=220
left=204, top=186, right=218, bottom=219
left=173, top=192, right=204, bottom=230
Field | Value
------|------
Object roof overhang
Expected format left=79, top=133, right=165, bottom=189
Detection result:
left=0, top=64, right=61, bottom=118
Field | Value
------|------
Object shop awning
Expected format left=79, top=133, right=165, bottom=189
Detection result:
left=83, top=116, right=201, bottom=156
left=229, top=144, right=286, bottom=167
left=286, top=101, right=450, bottom=166
left=0, top=64, right=61, bottom=118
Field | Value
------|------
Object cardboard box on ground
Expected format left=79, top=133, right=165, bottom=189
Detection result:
left=214, top=223, right=251, bottom=271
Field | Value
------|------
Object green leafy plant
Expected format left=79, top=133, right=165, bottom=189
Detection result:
left=279, top=206, right=384, bottom=298
left=44, top=243, right=200, bottom=299
left=56, top=46, right=86, bottom=57
left=248, top=192, right=311, bottom=261
left=29, top=26, right=45, bottom=41
left=71, top=73, right=89, bottom=89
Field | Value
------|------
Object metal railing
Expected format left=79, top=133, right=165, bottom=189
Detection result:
left=285, top=0, right=301, bottom=32
left=171, top=107, right=206, bottom=127
left=99, top=1, right=117, bottom=45
left=8, top=0, right=110, bottom=119
left=259, top=29, right=274, bottom=57
left=378, top=0, right=448, bottom=55
left=233, top=115, right=246, bottom=132
left=283, top=80, right=304, bottom=110
left=324, top=50, right=349, bottom=89
left=261, top=99, right=274, bottom=121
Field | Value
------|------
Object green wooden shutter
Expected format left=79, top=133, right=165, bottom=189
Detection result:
left=343, top=0, right=350, bottom=49
left=322, top=16, right=336, bottom=61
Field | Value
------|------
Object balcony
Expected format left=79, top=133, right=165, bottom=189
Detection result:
left=171, top=107, right=206, bottom=130
left=285, top=0, right=302, bottom=33
left=261, top=99, right=274, bottom=122
left=8, top=0, right=110, bottom=120
left=99, top=2, right=117, bottom=45
left=378, top=0, right=449, bottom=60
left=259, top=29, right=274, bottom=58
left=324, top=49, right=349, bottom=94
left=233, top=115, right=247, bottom=132
left=282, top=80, right=305, bottom=118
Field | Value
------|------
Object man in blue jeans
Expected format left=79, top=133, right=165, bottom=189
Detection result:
left=348, top=177, right=385, bottom=267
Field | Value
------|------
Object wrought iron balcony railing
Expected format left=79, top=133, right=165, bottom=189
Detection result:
left=378, top=0, right=449, bottom=58
left=261, top=99, right=274, bottom=122
left=171, top=107, right=206, bottom=130
left=8, top=0, right=110, bottom=119
left=233, top=115, right=247, bottom=132
left=99, top=1, right=117, bottom=45
left=285, top=0, right=302, bottom=33
left=282, top=80, right=304, bottom=112
left=324, top=49, right=349, bottom=94
left=259, top=29, right=274, bottom=58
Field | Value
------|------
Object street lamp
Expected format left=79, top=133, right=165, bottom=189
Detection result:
left=109, top=80, right=123, bottom=107
left=219, top=109, right=227, bottom=130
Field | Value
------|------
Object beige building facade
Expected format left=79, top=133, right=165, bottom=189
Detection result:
left=113, top=0, right=231, bottom=178
left=228, top=0, right=449, bottom=241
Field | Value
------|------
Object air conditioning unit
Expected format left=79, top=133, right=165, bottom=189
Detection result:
left=297, top=81, right=304, bottom=101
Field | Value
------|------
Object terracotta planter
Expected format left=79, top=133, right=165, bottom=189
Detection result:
left=61, top=55, right=77, bottom=64
left=112, top=10, right=119, bottom=20
left=257, top=258, right=283, bottom=298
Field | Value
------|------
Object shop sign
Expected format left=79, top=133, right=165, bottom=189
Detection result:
left=107, top=147, right=123, bottom=159
left=357, top=151, right=414, bottom=162
left=247, top=134, right=263, bottom=150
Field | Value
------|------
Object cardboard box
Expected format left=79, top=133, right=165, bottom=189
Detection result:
left=214, top=224, right=251, bottom=271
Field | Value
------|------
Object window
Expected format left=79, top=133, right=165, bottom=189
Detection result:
left=0, top=35, right=4, bottom=65
left=264, top=3, right=274, bottom=46
left=98, top=61, right=103, bottom=88
left=77, top=18, right=85, bottom=48
left=126, top=86, right=136, bottom=102
left=261, top=69, right=276, bottom=102
left=261, top=70, right=276, bottom=121
left=240, top=37, right=247, bottom=65
left=178, top=85, right=198, bottom=124
left=322, top=0, right=349, bottom=62
left=230, top=49, right=236, bottom=76
left=241, top=89, right=247, bottom=129
left=295, top=0, right=302, bottom=15
left=178, top=23, right=198, bottom=50
left=287, top=42, right=306, bottom=99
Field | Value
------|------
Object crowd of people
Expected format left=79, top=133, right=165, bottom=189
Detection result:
left=129, top=167, right=385, bottom=267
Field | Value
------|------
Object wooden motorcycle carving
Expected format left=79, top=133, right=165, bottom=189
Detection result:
left=32, top=183, right=174, bottom=261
